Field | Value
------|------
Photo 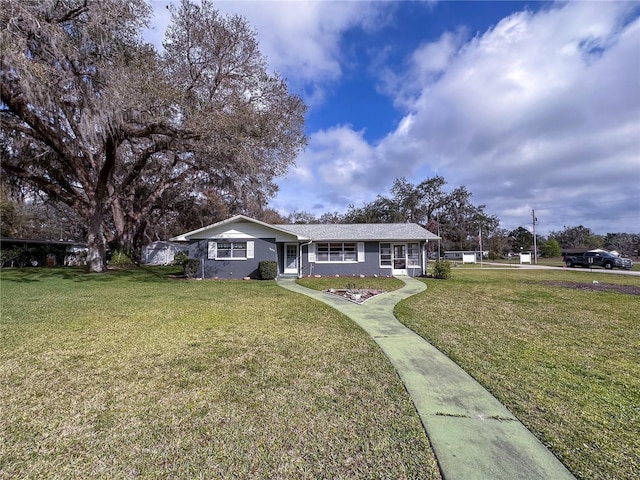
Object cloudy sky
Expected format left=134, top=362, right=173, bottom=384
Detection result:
left=145, top=1, right=640, bottom=236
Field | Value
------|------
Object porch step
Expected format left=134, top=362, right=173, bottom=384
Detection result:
left=278, top=274, right=299, bottom=279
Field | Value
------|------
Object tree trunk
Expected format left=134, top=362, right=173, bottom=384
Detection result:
left=86, top=206, right=107, bottom=273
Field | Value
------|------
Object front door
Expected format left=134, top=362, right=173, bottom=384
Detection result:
left=284, top=243, right=299, bottom=275
left=393, top=244, right=407, bottom=275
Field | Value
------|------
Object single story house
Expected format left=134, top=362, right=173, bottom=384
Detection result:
left=170, top=215, right=440, bottom=279
left=141, top=241, right=189, bottom=265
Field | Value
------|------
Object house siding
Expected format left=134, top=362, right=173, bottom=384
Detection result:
left=189, top=237, right=277, bottom=279
left=300, top=241, right=425, bottom=277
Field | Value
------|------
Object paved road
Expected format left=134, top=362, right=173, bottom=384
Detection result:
left=278, top=276, right=576, bottom=480
left=471, top=262, right=640, bottom=276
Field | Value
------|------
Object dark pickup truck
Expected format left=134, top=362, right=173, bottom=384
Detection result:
left=564, top=250, right=633, bottom=270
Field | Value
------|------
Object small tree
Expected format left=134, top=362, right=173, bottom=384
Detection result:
left=542, top=238, right=562, bottom=258
left=183, top=259, right=200, bottom=278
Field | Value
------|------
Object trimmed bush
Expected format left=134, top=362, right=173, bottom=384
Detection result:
left=432, top=259, right=452, bottom=280
left=183, top=259, right=200, bottom=278
left=173, top=251, right=188, bottom=266
left=259, top=260, right=278, bottom=280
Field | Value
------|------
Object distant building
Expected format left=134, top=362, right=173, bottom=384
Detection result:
left=0, top=237, right=86, bottom=267
left=443, top=250, right=488, bottom=262
left=141, top=241, right=189, bottom=265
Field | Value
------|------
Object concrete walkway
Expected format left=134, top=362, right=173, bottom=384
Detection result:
left=278, top=276, right=575, bottom=480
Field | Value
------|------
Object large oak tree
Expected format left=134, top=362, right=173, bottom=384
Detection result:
left=1, top=0, right=306, bottom=271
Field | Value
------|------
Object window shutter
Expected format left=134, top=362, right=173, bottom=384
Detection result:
left=208, top=241, right=217, bottom=259
left=308, top=243, right=316, bottom=262
left=357, top=242, right=365, bottom=262
left=247, top=241, right=254, bottom=259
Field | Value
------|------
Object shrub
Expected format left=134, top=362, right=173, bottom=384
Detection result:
left=110, top=250, right=135, bottom=266
left=259, top=260, right=278, bottom=280
left=183, top=259, right=200, bottom=278
left=0, top=247, right=26, bottom=267
left=173, top=251, right=188, bottom=266
left=432, top=259, right=452, bottom=280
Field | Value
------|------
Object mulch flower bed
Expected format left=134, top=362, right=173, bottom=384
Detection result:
left=326, top=288, right=386, bottom=304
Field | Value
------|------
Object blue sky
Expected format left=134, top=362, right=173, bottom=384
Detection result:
left=145, top=1, right=640, bottom=236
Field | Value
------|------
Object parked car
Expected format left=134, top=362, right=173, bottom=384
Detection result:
left=564, top=249, right=633, bottom=270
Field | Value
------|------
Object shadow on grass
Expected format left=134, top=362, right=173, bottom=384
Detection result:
left=0, top=265, right=184, bottom=283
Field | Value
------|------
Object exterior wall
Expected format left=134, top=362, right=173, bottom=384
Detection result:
left=189, top=237, right=277, bottom=279
left=187, top=238, right=428, bottom=278
left=300, top=241, right=425, bottom=277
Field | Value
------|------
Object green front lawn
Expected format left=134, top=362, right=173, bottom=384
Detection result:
left=0, top=267, right=439, bottom=479
left=396, top=269, right=640, bottom=480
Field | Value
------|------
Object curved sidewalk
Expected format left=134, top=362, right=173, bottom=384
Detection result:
left=278, top=276, right=575, bottom=480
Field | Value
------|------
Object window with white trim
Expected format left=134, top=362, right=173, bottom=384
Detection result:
left=316, top=242, right=357, bottom=262
left=208, top=241, right=253, bottom=260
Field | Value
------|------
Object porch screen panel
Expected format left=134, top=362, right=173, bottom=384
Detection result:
left=379, top=243, right=392, bottom=267
left=407, top=243, right=420, bottom=267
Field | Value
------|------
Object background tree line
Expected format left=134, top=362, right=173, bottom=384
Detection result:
left=3, top=167, right=638, bottom=260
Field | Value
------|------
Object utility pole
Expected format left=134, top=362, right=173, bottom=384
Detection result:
left=479, top=227, right=483, bottom=267
left=437, top=217, right=441, bottom=259
left=532, top=209, right=538, bottom=265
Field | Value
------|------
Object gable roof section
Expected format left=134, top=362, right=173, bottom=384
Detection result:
left=170, top=215, right=308, bottom=241
left=276, top=223, right=439, bottom=241
left=171, top=215, right=439, bottom=242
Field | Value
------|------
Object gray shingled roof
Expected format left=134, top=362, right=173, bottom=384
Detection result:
left=275, top=223, right=439, bottom=241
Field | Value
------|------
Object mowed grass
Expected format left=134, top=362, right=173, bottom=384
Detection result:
left=396, top=269, right=640, bottom=480
left=0, top=267, right=439, bottom=479
left=297, top=276, right=405, bottom=292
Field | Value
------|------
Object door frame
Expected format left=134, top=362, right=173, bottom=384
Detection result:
left=284, top=243, right=299, bottom=275
left=392, top=243, right=407, bottom=275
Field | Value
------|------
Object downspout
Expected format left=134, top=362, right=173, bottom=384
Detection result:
left=300, top=240, right=312, bottom=278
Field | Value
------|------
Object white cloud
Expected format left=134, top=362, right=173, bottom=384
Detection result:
left=371, top=1, right=640, bottom=233
left=378, top=28, right=468, bottom=108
